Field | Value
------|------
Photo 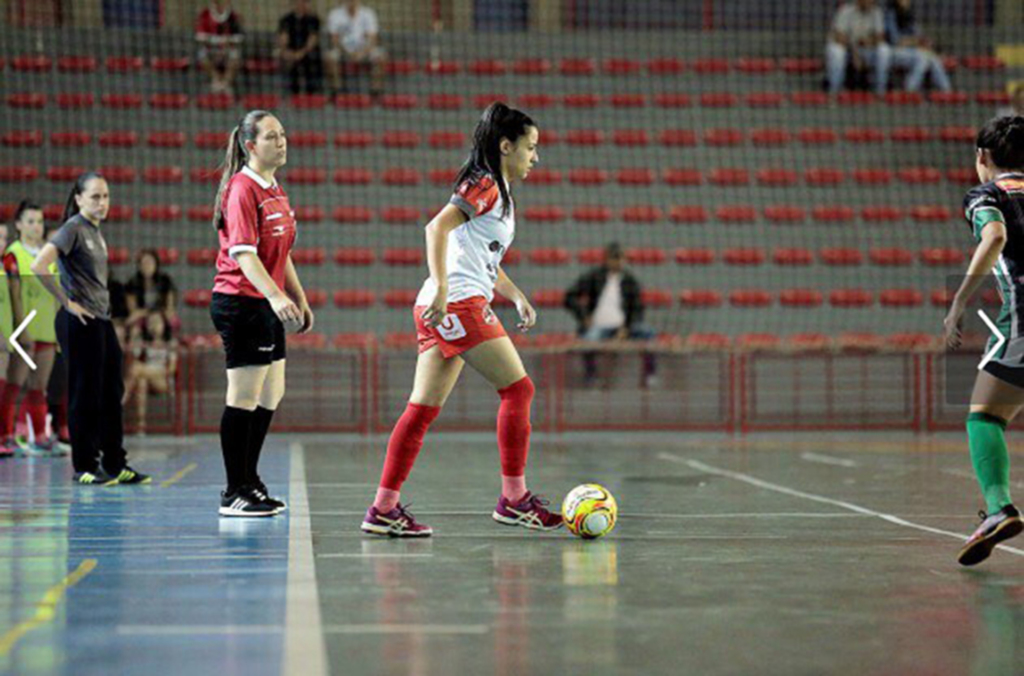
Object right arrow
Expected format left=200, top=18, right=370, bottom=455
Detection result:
left=978, top=309, right=1006, bottom=370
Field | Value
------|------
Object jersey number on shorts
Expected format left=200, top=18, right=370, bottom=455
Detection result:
left=437, top=314, right=468, bottom=341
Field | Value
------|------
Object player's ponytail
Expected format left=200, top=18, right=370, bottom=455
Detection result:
left=456, top=101, right=536, bottom=218
left=212, top=109, right=273, bottom=230
left=977, top=115, right=1024, bottom=172
left=62, top=171, right=105, bottom=224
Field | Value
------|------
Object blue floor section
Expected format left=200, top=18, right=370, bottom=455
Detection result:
left=0, top=443, right=291, bottom=676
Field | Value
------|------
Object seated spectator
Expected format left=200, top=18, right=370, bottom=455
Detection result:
left=327, top=0, right=387, bottom=96
left=123, top=310, right=178, bottom=437
left=884, top=0, right=952, bottom=92
left=998, top=81, right=1024, bottom=118
left=195, top=0, right=244, bottom=96
left=277, top=0, right=323, bottom=94
left=124, top=249, right=179, bottom=335
left=826, top=0, right=892, bottom=95
left=564, top=243, right=658, bottom=387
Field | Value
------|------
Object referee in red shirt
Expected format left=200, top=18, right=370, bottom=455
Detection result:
left=209, top=110, right=313, bottom=517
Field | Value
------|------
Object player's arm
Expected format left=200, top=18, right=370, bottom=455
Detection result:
left=420, top=204, right=465, bottom=327
left=944, top=219, right=1007, bottom=348
left=234, top=252, right=301, bottom=327
left=497, top=265, right=536, bottom=332
left=4, top=254, right=24, bottom=335
left=283, top=255, right=314, bottom=334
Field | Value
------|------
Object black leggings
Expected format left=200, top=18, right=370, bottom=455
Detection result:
left=55, top=310, right=125, bottom=474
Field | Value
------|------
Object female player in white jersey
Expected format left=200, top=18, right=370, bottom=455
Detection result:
left=361, top=102, right=561, bottom=537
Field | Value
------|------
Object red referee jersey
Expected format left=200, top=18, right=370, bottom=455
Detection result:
left=213, top=166, right=297, bottom=299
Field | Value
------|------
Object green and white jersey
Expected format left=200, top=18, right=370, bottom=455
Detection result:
left=964, top=172, right=1024, bottom=366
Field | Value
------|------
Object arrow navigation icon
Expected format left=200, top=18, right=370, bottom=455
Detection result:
left=977, top=309, right=1006, bottom=371
left=9, top=309, right=37, bottom=371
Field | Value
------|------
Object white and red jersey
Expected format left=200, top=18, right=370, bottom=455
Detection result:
left=195, top=5, right=244, bottom=46
left=213, top=166, right=297, bottom=299
left=416, top=173, right=515, bottom=306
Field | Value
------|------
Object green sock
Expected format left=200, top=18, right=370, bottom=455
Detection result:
left=966, top=412, right=1013, bottom=514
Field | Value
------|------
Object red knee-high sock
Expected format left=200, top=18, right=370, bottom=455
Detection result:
left=0, top=381, right=19, bottom=439
left=497, top=377, right=534, bottom=491
left=378, top=403, right=441, bottom=495
left=24, top=390, right=47, bottom=438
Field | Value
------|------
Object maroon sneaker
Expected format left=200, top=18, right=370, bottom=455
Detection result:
left=361, top=503, right=433, bottom=537
left=958, top=505, right=1022, bottom=566
left=492, top=491, right=564, bottom=531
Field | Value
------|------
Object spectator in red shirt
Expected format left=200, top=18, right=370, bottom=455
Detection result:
left=195, top=0, right=244, bottom=96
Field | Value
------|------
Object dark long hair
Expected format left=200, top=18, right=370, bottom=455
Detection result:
left=977, top=115, right=1024, bottom=171
left=14, top=199, right=42, bottom=225
left=62, top=171, right=105, bottom=223
left=454, top=102, right=536, bottom=218
left=212, top=109, right=274, bottom=230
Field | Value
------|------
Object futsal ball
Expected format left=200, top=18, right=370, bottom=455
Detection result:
left=562, top=484, right=618, bottom=539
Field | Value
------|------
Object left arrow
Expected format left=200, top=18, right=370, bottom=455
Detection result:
left=9, top=309, right=37, bottom=371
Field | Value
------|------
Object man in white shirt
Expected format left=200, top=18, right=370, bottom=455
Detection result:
left=825, top=0, right=892, bottom=95
left=326, top=0, right=387, bottom=95
left=564, top=243, right=658, bottom=387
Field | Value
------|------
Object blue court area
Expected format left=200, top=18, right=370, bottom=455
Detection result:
left=2, top=433, right=1024, bottom=675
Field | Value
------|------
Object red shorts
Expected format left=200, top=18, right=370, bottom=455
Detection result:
left=414, top=296, right=507, bottom=358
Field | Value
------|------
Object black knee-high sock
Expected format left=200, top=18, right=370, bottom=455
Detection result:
left=247, top=406, right=275, bottom=485
left=221, top=406, right=255, bottom=493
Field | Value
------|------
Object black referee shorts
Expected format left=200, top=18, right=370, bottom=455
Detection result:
left=210, top=292, right=286, bottom=369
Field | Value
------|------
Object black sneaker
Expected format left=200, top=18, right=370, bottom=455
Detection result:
left=219, top=486, right=278, bottom=518
left=254, top=480, right=287, bottom=512
left=109, top=466, right=152, bottom=485
left=958, top=504, right=1023, bottom=566
left=73, top=470, right=118, bottom=486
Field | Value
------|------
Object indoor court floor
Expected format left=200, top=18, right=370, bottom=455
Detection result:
left=2, top=432, right=1023, bottom=676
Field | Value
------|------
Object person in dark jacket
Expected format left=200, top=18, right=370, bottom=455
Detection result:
left=564, top=242, right=657, bottom=386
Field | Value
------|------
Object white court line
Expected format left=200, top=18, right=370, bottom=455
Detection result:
left=283, top=442, right=329, bottom=676
left=799, top=452, right=858, bottom=468
left=660, top=453, right=1024, bottom=557
left=316, top=553, right=435, bottom=559
left=119, top=625, right=282, bottom=636
left=166, top=554, right=288, bottom=561
left=321, top=624, right=489, bottom=635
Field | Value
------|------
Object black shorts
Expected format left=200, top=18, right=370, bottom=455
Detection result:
left=210, top=292, right=286, bottom=369
left=983, top=360, right=1024, bottom=390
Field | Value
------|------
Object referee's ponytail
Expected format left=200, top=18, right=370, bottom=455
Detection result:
left=212, top=110, right=273, bottom=230
left=455, top=102, right=536, bottom=219
left=61, top=171, right=105, bottom=224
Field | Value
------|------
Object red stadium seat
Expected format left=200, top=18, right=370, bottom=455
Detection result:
left=773, top=248, right=813, bottom=266
left=564, top=129, right=604, bottom=146
left=529, top=248, right=571, bottom=266
left=700, top=92, right=737, bottom=107
left=716, top=205, right=757, bottom=223
left=622, top=205, right=662, bottom=223
left=196, top=93, right=233, bottom=110
left=292, top=248, right=326, bottom=266
left=892, top=126, right=932, bottom=143
left=757, top=168, right=799, bottom=187
left=190, top=167, right=221, bottom=184
left=564, top=93, right=600, bottom=108
left=626, top=248, right=667, bottom=266
left=572, top=205, right=611, bottom=222
left=641, top=289, right=673, bottom=307
left=654, top=93, right=692, bottom=108
left=669, top=205, right=708, bottom=223
left=380, top=94, right=418, bottom=110
left=42, top=205, right=63, bottom=221
left=812, top=206, right=855, bottom=223
left=106, top=56, right=144, bottom=73
left=151, top=57, right=190, bottom=72
left=106, top=205, right=133, bottom=223
left=12, top=55, right=51, bottom=72
left=383, top=332, right=417, bottom=348
left=880, top=289, right=923, bottom=308
left=898, top=167, right=942, bottom=185
left=830, top=289, right=873, bottom=308
left=528, top=168, right=561, bottom=185
left=528, top=290, right=564, bottom=309
left=0, top=166, right=39, bottom=183
left=883, top=91, right=923, bottom=106
left=560, top=58, right=595, bottom=76
left=887, top=333, right=935, bottom=350
left=664, top=169, right=703, bottom=186
left=797, top=127, right=837, bottom=145
left=693, top=58, right=729, bottom=74
left=187, top=249, right=218, bottom=266
left=302, top=290, right=327, bottom=309
left=704, top=128, right=744, bottom=146
left=469, top=59, right=506, bottom=76
left=333, top=333, right=374, bottom=348
left=947, top=168, right=975, bottom=184
left=838, top=332, right=884, bottom=351
left=429, top=169, right=457, bottom=186
left=97, top=131, right=139, bottom=150
left=101, top=93, right=142, bottom=109
left=675, top=248, right=715, bottom=265
left=861, top=206, right=903, bottom=222
left=852, top=168, right=892, bottom=185
left=790, top=91, right=829, bottom=107
left=930, top=288, right=955, bottom=307
left=805, top=168, right=845, bottom=186
left=2, top=130, right=43, bottom=147
left=820, top=247, right=862, bottom=266
left=139, top=204, right=181, bottom=222
left=779, top=289, right=823, bottom=307
left=723, top=248, right=765, bottom=265
left=187, top=205, right=214, bottom=222
left=291, top=94, right=327, bottom=109
left=184, top=290, right=213, bottom=308
left=647, top=57, right=685, bottom=75
left=428, top=94, right=462, bottom=110
left=147, top=131, right=187, bottom=148
left=57, top=93, right=95, bottom=109
left=730, top=290, right=772, bottom=307
left=736, top=57, right=776, bottom=74
left=616, top=168, right=654, bottom=186
left=869, top=247, right=913, bottom=266
left=709, top=168, right=750, bottom=186
left=284, top=168, right=326, bottom=185
left=518, top=93, right=555, bottom=108
left=844, top=127, right=886, bottom=144
left=194, top=131, right=227, bottom=149
left=569, top=168, right=608, bottom=185
left=383, top=248, right=423, bottom=267
left=782, top=57, right=821, bottom=74
left=333, top=168, right=373, bottom=185
left=380, top=207, right=421, bottom=224
left=333, top=207, right=374, bottom=224
left=334, top=248, right=375, bottom=266
left=241, top=93, right=280, bottom=110
left=335, top=131, right=374, bottom=148
left=788, top=333, right=832, bottom=351
left=659, top=129, right=697, bottom=147
left=473, top=93, right=508, bottom=109
left=837, top=91, right=875, bottom=106
left=335, top=94, right=373, bottom=109
left=764, top=205, right=805, bottom=223
left=613, top=129, right=650, bottom=146
left=751, top=128, right=791, bottom=146
left=920, top=248, right=965, bottom=266
left=910, top=205, right=951, bottom=222
left=150, top=93, right=189, bottom=109
left=334, top=290, right=376, bottom=308
left=7, top=93, right=47, bottom=109
left=977, top=91, right=1011, bottom=106
left=294, top=206, right=324, bottom=222
left=381, top=168, right=420, bottom=186
left=154, top=247, right=180, bottom=265
left=746, top=92, right=785, bottom=107
left=429, top=131, right=465, bottom=149
left=46, top=166, right=86, bottom=182
left=424, top=60, right=460, bottom=76
left=288, top=131, right=327, bottom=148
left=244, top=59, right=276, bottom=75
left=610, top=93, right=646, bottom=108
left=679, top=291, right=722, bottom=308
left=502, top=249, right=521, bottom=266
left=578, top=248, right=604, bottom=265
left=929, top=91, right=969, bottom=105
left=603, top=58, right=641, bottom=75
left=939, top=126, right=976, bottom=144
left=385, top=59, right=417, bottom=76
left=687, top=333, right=731, bottom=351
left=962, top=55, right=1005, bottom=71
left=143, top=166, right=183, bottom=184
